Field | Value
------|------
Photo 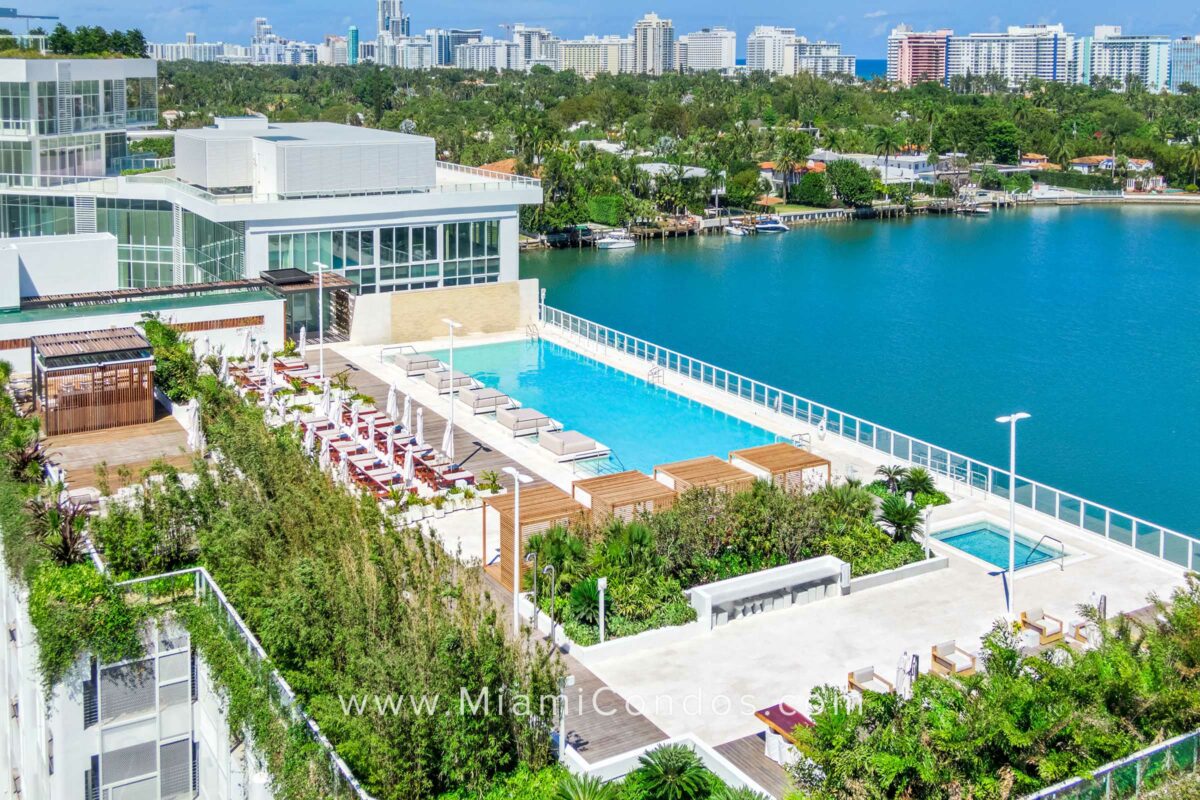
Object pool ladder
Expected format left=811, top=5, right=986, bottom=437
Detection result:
left=647, top=366, right=664, bottom=385
left=526, top=323, right=541, bottom=341
left=1022, top=533, right=1066, bottom=571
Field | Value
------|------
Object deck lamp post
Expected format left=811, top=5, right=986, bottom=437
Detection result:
left=442, top=318, right=462, bottom=462
left=996, top=412, right=1031, bottom=620
left=543, top=564, right=559, bottom=643
left=503, top=466, right=533, bottom=634
left=557, top=674, right=575, bottom=764
left=525, top=551, right=539, bottom=627
left=311, top=260, right=329, bottom=380
left=597, top=577, right=608, bottom=644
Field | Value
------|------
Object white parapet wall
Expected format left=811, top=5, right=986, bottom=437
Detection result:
left=0, top=233, right=121, bottom=303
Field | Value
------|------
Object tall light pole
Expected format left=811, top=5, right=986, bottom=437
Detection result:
left=442, top=318, right=462, bottom=462
left=503, top=466, right=533, bottom=634
left=996, top=412, right=1031, bottom=619
left=597, top=577, right=608, bottom=644
left=312, top=260, right=328, bottom=380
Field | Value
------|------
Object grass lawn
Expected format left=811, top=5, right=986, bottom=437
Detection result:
left=774, top=203, right=831, bottom=213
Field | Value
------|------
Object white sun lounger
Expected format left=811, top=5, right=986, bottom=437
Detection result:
left=538, top=430, right=611, bottom=462
left=457, top=386, right=511, bottom=414
left=424, top=369, right=474, bottom=394
left=392, top=351, right=441, bottom=376
left=496, top=407, right=552, bottom=436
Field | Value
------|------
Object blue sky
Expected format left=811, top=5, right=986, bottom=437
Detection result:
left=34, top=1, right=1200, bottom=57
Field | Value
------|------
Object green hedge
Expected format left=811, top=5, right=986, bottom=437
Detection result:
left=587, top=194, right=625, bottom=226
left=1032, top=169, right=1118, bottom=191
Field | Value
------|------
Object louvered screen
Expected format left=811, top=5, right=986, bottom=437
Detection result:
left=158, top=740, right=190, bottom=799
left=100, top=660, right=155, bottom=723
left=101, top=741, right=156, bottom=784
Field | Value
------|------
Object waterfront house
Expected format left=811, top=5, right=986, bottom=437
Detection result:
left=1069, top=154, right=1164, bottom=190
left=759, top=159, right=825, bottom=194
left=1020, top=153, right=1058, bottom=169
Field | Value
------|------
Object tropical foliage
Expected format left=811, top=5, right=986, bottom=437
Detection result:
left=528, top=480, right=925, bottom=645
left=792, top=577, right=1200, bottom=798
left=553, top=743, right=768, bottom=800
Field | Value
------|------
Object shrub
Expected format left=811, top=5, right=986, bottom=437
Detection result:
left=826, top=160, right=876, bottom=208
left=587, top=194, right=625, bottom=226
left=877, top=493, right=919, bottom=541
left=634, top=744, right=713, bottom=800
left=899, top=466, right=935, bottom=496
left=569, top=576, right=603, bottom=625
left=791, top=171, right=834, bottom=207
left=138, top=312, right=198, bottom=402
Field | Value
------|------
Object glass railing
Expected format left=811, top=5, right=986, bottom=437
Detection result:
left=1022, top=729, right=1200, bottom=799
left=126, top=107, right=159, bottom=125
left=541, top=304, right=1197, bottom=572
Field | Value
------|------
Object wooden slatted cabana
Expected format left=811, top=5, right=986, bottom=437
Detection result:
left=31, top=328, right=155, bottom=436
left=572, top=470, right=676, bottom=521
left=483, top=485, right=589, bottom=591
left=653, top=455, right=756, bottom=494
left=729, top=443, right=832, bottom=492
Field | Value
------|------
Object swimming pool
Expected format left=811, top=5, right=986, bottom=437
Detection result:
left=426, top=339, right=780, bottom=472
left=935, top=523, right=1063, bottom=570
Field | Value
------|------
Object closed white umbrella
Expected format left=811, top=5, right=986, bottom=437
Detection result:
left=185, top=399, right=201, bottom=451
left=350, top=399, right=362, bottom=435
left=402, top=445, right=414, bottom=487
left=895, top=651, right=911, bottom=699
left=218, top=353, right=229, bottom=383
left=298, top=325, right=307, bottom=359
left=386, top=428, right=395, bottom=463
left=440, top=416, right=454, bottom=463
left=241, top=330, right=252, bottom=359
left=303, top=425, right=315, bottom=456
left=401, top=394, right=412, bottom=432
left=339, top=452, right=350, bottom=485
left=415, top=407, right=425, bottom=447
left=386, top=381, right=398, bottom=419
left=320, top=436, right=331, bottom=470
left=367, top=416, right=377, bottom=450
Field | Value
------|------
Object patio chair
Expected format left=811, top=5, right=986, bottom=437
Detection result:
left=538, top=430, right=607, bottom=461
left=930, top=640, right=976, bottom=676
left=1020, top=607, right=1065, bottom=645
left=847, top=666, right=894, bottom=695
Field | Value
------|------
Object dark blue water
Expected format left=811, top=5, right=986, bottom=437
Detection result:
left=522, top=206, right=1200, bottom=535
left=856, top=58, right=887, bottom=80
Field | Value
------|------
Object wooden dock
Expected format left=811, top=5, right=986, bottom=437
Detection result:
left=46, top=408, right=192, bottom=489
left=715, top=733, right=793, bottom=798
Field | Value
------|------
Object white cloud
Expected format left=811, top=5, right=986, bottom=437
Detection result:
left=863, top=10, right=888, bottom=18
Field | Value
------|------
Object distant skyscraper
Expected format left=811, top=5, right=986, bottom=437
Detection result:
left=886, top=24, right=952, bottom=86
left=946, top=24, right=1070, bottom=87
left=454, top=37, right=524, bottom=71
left=377, top=0, right=408, bottom=37
left=677, top=27, right=735, bottom=73
left=509, top=23, right=557, bottom=68
left=633, top=12, right=674, bottom=75
left=746, top=26, right=796, bottom=75
left=1169, top=35, right=1200, bottom=92
left=1071, top=25, right=1170, bottom=92
left=792, top=39, right=856, bottom=76
left=556, top=35, right=633, bottom=78
left=425, top=28, right=483, bottom=66
left=348, top=25, right=359, bottom=64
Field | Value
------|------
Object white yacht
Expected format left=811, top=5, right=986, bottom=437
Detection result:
left=595, top=229, right=636, bottom=249
left=754, top=215, right=789, bottom=233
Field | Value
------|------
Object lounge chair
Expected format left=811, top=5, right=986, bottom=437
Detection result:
left=930, top=641, right=976, bottom=676
left=423, top=369, right=474, bottom=394
left=392, top=351, right=441, bottom=376
left=496, top=407, right=552, bottom=437
left=1020, top=607, right=1065, bottom=645
left=538, top=430, right=609, bottom=462
left=847, top=667, right=894, bottom=695
left=458, top=386, right=511, bottom=414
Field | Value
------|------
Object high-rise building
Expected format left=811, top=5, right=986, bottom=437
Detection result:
left=319, top=34, right=350, bottom=65
left=886, top=24, right=952, bottom=85
left=676, top=27, right=736, bottom=73
left=250, top=16, right=318, bottom=64
left=557, top=35, right=634, bottom=78
left=509, top=23, right=558, bottom=69
left=425, top=28, right=483, bottom=66
left=348, top=25, right=359, bottom=64
left=1169, top=35, right=1200, bottom=92
left=946, top=24, right=1071, bottom=87
left=148, top=37, right=249, bottom=62
left=376, top=34, right=433, bottom=68
left=377, top=0, right=409, bottom=37
left=1070, top=26, right=1169, bottom=92
left=454, top=37, right=524, bottom=71
left=746, top=26, right=797, bottom=75
left=792, top=39, right=856, bottom=76
left=633, top=12, right=674, bottom=75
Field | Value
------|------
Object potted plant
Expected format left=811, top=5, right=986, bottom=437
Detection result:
left=431, top=494, right=447, bottom=518
left=478, top=470, right=502, bottom=496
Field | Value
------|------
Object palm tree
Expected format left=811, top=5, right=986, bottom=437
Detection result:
left=1048, top=129, right=1076, bottom=169
left=635, top=744, right=711, bottom=800
left=900, top=466, right=936, bottom=496
left=871, top=125, right=904, bottom=199
left=875, top=464, right=908, bottom=493
left=878, top=493, right=921, bottom=542
left=556, top=774, right=618, bottom=800
left=25, top=486, right=89, bottom=567
left=1182, top=135, right=1200, bottom=187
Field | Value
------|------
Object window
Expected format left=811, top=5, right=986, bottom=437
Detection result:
left=97, top=198, right=174, bottom=288
left=442, top=220, right=501, bottom=286
left=0, top=82, right=29, bottom=134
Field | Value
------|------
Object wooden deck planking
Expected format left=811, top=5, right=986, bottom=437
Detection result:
left=714, top=733, right=793, bottom=799
left=479, top=569, right=668, bottom=763
left=45, top=409, right=191, bottom=488
left=321, top=352, right=551, bottom=487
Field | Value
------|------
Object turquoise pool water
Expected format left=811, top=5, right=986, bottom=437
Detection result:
left=429, top=339, right=779, bottom=471
left=936, top=524, right=1061, bottom=570
left=524, top=206, right=1200, bottom=534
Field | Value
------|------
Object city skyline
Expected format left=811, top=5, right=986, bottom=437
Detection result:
left=35, top=0, right=1200, bottom=58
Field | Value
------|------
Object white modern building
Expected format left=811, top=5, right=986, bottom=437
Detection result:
left=633, top=13, right=675, bottom=75
left=746, top=26, right=797, bottom=75
left=509, top=23, right=559, bottom=70
left=1070, top=26, right=1170, bottom=92
left=454, top=38, right=524, bottom=72
left=676, top=27, right=736, bottom=74
left=792, top=39, right=856, bottom=76
left=1170, top=35, right=1200, bottom=92
left=557, top=35, right=635, bottom=78
left=946, top=24, right=1071, bottom=87
left=425, top=28, right=483, bottom=67
left=250, top=17, right=318, bottom=65
left=377, top=0, right=409, bottom=38
left=376, top=34, right=434, bottom=68
left=149, top=33, right=251, bottom=63
left=318, top=34, right=350, bottom=66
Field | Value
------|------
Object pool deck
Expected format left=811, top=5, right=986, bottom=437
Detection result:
left=329, top=331, right=1187, bottom=789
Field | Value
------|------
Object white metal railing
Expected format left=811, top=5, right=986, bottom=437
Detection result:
left=540, top=304, right=1198, bottom=572
left=435, top=160, right=542, bottom=187
left=116, top=567, right=376, bottom=800
left=1022, top=728, right=1200, bottom=799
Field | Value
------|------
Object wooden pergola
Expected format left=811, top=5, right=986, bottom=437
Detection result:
left=31, top=328, right=155, bottom=436
left=729, top=443, right=832, bottom=492
left=572, top=470, right=676, bottom=521
left=653, top=455, right=756, bottom=494
left=483, top=485, right=589, bottom=591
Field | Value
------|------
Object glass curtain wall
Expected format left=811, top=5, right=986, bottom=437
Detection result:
left=97, top=198, right=174, bottom=288
left=442, top=220, right=500, bottom=286
left=0, top=195, right=74, bottom=237
left=0, top=83, right=30, bottom=134
left=182, top=212, right=244, bottom=283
